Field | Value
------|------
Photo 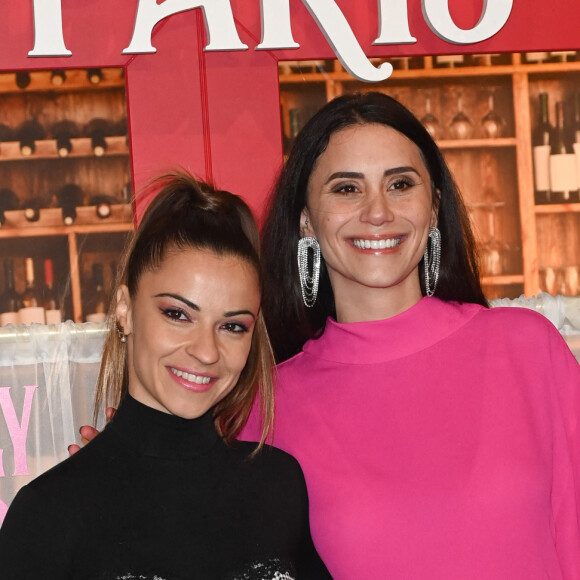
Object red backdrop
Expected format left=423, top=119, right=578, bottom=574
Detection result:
left=1, top=0, right=578, bottom=220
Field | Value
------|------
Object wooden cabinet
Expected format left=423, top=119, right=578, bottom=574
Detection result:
left=279, top=54, right=580, bottom=300
left=0, top=67, right=132, bottom=323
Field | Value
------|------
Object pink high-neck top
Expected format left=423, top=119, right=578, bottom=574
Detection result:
left=243, top=297, right=580, bottom=579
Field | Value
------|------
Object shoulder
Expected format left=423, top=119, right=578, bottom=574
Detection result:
left=231, top=441, right=304, bottom=473
left=21, top=427, right=116, bottom=499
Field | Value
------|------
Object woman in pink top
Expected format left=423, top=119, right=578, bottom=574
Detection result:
left=242, top=91, right=580, bottom=579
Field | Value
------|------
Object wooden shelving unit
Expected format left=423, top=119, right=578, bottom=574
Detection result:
left=0, top=67, right=133, bottom=323
left=279, top=53, right=580, bottom=300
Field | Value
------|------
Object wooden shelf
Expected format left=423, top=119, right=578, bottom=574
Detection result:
left=0, top=136, right=128, bottom=161
left=481, top=275, right=525, bottom=286
left=0, top=68, right=124, bottom=94
left=437, top=138, right=517, bottom=149
left=534, top=203, right=580, bottom=213
left=0, top=205, right=133, bottom=237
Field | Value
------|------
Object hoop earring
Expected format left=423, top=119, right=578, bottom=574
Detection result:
left=297, top=236, right=321, bottom=308
left=424, top=226, right=441, bottom=297
left=116, top=322, right=127, bottom=343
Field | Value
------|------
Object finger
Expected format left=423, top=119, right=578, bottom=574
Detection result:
left=68, top=444, right=81, bottom=456
left=79, top=425, right=100, bottom=442
left=105, top=407, right=117, bottom=422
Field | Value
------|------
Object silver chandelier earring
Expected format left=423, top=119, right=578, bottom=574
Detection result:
left=297, top=236, right=321, bottom=308
left=423, top=226, right=441, bottom=297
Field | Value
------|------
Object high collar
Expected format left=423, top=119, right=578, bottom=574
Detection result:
left=302, top=297, right=482, bottom=365
left=106, top=394, right=222, bottom=459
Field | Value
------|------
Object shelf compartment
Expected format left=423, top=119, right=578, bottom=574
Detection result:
left=0, top=204, right=133, bottom=236
left=0, top=136, right=128, bottom=161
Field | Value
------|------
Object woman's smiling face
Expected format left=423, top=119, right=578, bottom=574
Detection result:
left=302, top=123, right=437, bottom=321
left=116, top=247, right=261, bottom=419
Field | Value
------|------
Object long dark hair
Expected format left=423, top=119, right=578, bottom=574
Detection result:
left=95, top=170, right=275, bottom=446
left=262, top=92, right=487, bottom=362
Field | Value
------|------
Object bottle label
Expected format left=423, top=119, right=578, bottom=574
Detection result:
left=533, top=145, right=551, bottom=191
left=549, top=153, right=578, bottom=196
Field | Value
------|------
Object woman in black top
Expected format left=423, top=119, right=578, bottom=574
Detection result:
left=0, top=171, right=331, bottom=580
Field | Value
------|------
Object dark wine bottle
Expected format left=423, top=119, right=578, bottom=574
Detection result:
left=549, top=101, right=578, bottom=203
left=20, top=257, right=39, bottom=308
left=85, top=262, right=107, bottom=322
left=51, top=119, right=79, bottom=157
left=18, top=119, right=46, bottom=156
left=42, top=258, right=61, bottom=323
left=0, top=188, right=19, bottom=228
left=1, top=259, right=19, bottom=316
left=0, top=123, right=15, bottom=143
left=84, top=118, right=109, bottom=157
left=55, top=183, right=84, bottom=225
left=15, top=71, right=31, bottom=90
left=23, top=198, right=41, bottom=222
left=86, top=68, right=103, bottom=85
left=89, top=194, right=113, bottom=219
left=50, top=69, right=66, bottom=86
left=532, top=93, right=553, bottom=204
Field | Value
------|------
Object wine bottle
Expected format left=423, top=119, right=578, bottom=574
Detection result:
left=51, top=119, right=79, bottom=157
left=0, top=123, right=15, bottom=143
left=532, top=93, right=553, bottom=204
left=0, top=188, right=19, bottom=228
left=19, top=257, right=45, bottom=324
left=0, top=259, right=19, bottom=316
left=18, top=119, right=46, bottom=156
left=55, top=183, right=84, bottom=225
left=23, top=198, right=41, bottom=223
left=15, top=71, right=31, bottom=90
left=50, top=69, right=66, bottom=86
left=84, top=118, right=109, bottom=157
left=42, top=258, right=62, bottom=323
left=20, top=257, right=39, bottom=308
left=549, top=101, right=578, bottom=203
left=86, top=68, right=103, bottom=85
left=85, top=262, right=108, bottom=322
left=89, top=194, right=113, bottom=219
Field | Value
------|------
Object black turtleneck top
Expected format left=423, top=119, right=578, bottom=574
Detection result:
left=0, top=395, right=331, bottom=579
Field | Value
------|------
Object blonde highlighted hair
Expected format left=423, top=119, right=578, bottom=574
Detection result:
left=94, top=170, right=274, bottom=446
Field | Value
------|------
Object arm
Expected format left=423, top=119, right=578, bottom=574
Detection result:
left=549, top=330, right=580, bottom=578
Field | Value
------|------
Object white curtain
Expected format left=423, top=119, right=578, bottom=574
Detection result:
left=0, top=295, right=578, bottom=526
left=0, top=321, right=107, bottom=525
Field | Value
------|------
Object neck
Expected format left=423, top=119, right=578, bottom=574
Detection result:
left=333, top=277, right=423, bottom=323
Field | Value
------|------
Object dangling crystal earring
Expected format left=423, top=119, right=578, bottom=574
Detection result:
left=423, top=226, right=441, bottom=297
left=297, top=236, right=321, bottom=308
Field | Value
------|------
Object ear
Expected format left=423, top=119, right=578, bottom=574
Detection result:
left=300, top=207, right=315, bottom=238
left=431, top=188, right=441, bottom=227
left=115, top=285, right=133, bottom=337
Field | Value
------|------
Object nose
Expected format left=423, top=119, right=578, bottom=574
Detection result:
left=184, top=324, right=220, bottom=365
left=360, top=190, right=394, bottom=226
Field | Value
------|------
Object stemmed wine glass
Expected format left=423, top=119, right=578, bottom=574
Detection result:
left=481, top=89, right=505, bottom=138
left=449, top=90, right=474, bottom=139
left=480, top=200, right=509, bottom=276
left=420, top=91, right=441, bottom=140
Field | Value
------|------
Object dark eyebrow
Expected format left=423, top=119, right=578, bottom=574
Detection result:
left=224, top=310, right=256, bottom=319
left=154, top=293, right=199, bottom=311
left=324, top=166, right=420, bottom=185
left=155, top=293, right=256, bottom=319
